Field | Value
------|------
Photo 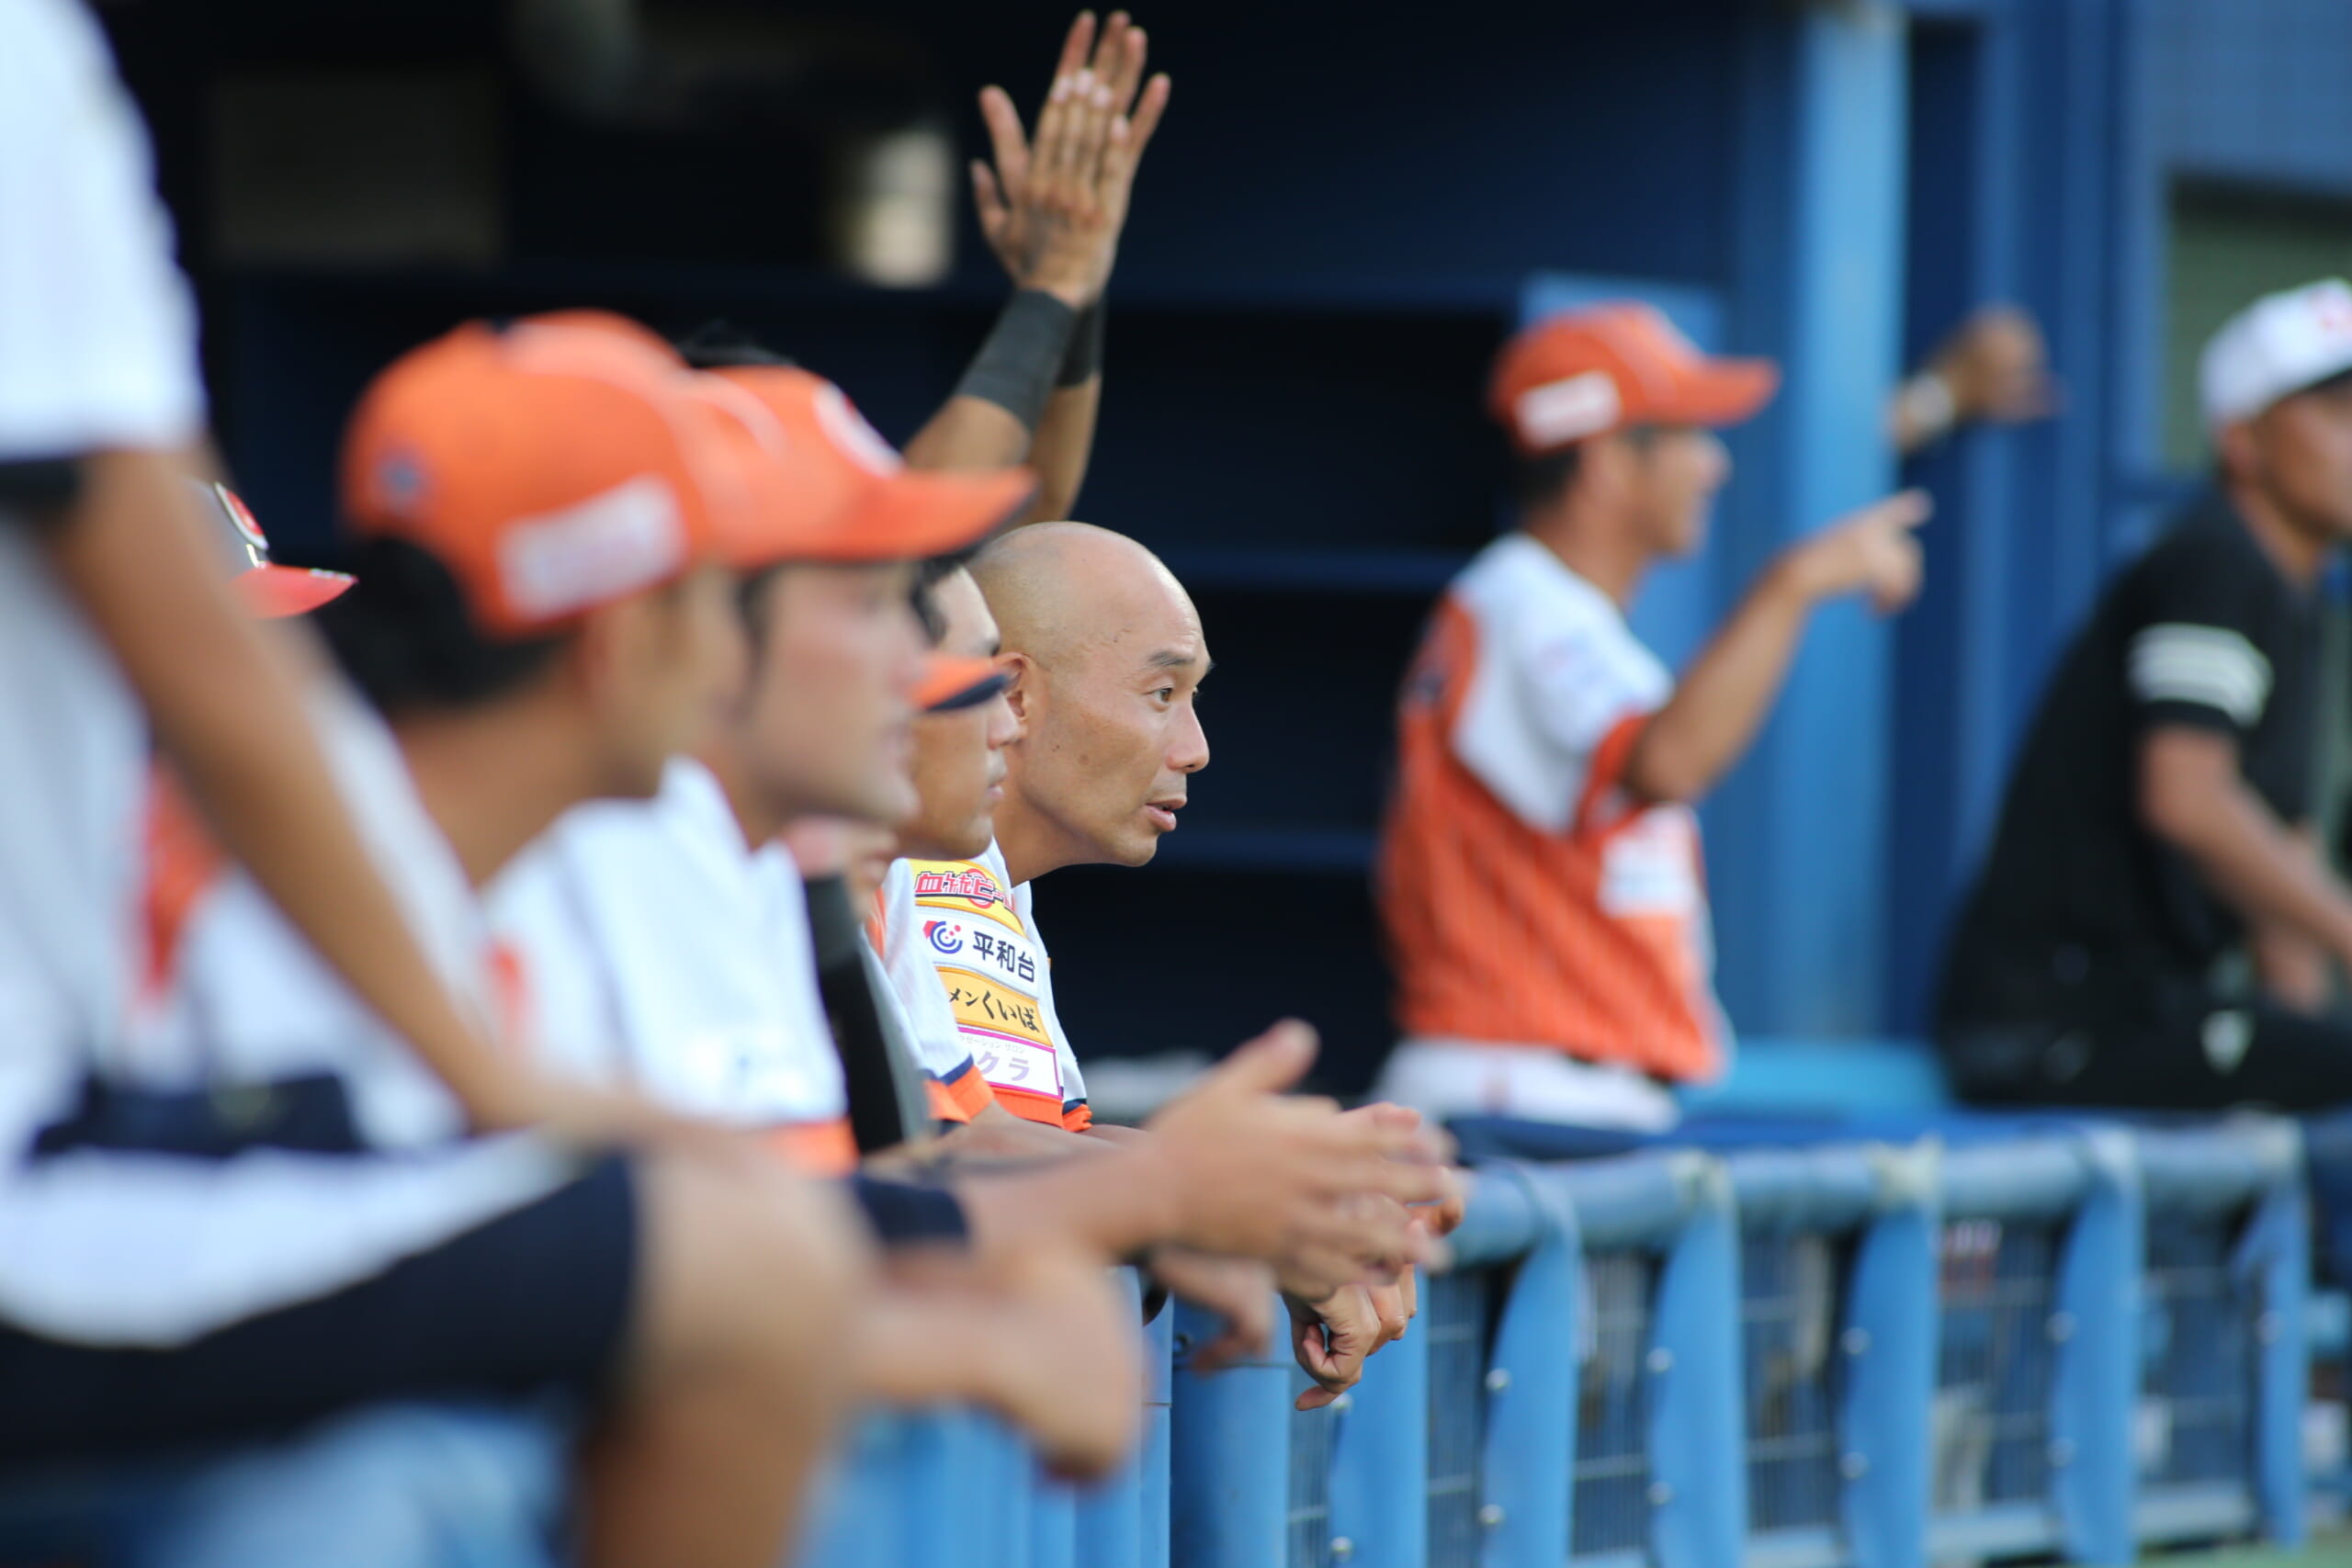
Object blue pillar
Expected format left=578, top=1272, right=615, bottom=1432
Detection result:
left=1077, top=1275, right=1168, bottom=1568
left=1838, top=1145, right=1942, bottom=1568
left=1476, top=1180, right=1577, bottom=1568
left=1718, top=0, right=1913, bottom=1036
left=2051, top=1128, right=2142, bottom=1567
left=1326, top=1303, right=1429, bottom=1568
left=2244, top=1133, right=2311, bottom=1550
left=1644, top=1159, right=1747, bottom=1568
left=1168, top=1296, right=1291, bottom=1568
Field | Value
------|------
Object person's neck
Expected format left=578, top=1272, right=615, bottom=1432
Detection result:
left=1520, top=505, right=1649, bottom=610
left=696, top=733, right=786, bottom=852
left=990, top=786, right=1079, bottom=888
left=396, top=702, right=598, bottom=889
left=2226, top=475, right=2330, bottom=588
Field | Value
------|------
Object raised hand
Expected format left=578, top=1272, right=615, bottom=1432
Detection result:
left=1933, top=305, right=2059, bottom=426
left=1782, top=489, right=1933, bottom=615
left=971, top=11, right=1172, bottom=309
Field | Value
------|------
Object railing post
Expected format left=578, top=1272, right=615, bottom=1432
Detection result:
left=1838, top=1141, right=1941, bottom=1568
left=1143, top=1293, right=1174, bottom=1568
left=2239, top=1124, right=2310, bottom=1549
left=1646, top=1155, right=1746, bottom=1568
left=1476, top=1166, right=1577, bottom=1568
left=1327, top=1292, right=1429, bottom=1568
left=1169, top=1294, right=1290, bottom=1568
left=2052, top=1126, right=2141, bottom=1567
left=1029, top=1472, right=1077, bottom=1568
left=1076, top=1272, right=1164, bottom=1568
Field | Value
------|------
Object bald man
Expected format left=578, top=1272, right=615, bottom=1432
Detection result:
left=881, top=525, right=1207, bottom=1126
left=879, top=524, right=1452, bottom=1407
left=980, top=522, right=1212, bottom=882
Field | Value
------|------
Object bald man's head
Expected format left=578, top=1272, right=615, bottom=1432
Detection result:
left=970, top=523, right=1212, bottom=883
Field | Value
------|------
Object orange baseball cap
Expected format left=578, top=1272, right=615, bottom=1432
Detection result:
left=707, top=366, right=1034, bottom=563
left=188, top=479, right=355, bottom=618
left=340, top=318, right=763, bottom=638
left=915, top=652, right=1009, bottom=713
left=1489, top=303, right=1780, bottom=456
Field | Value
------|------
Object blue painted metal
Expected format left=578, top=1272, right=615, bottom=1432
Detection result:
left=1028, top=1477, right=1076, bottom=1568
left=1169, top=1296, right=1292, bottom=1568
left=1142, top=1294, right=1175, bottom=1568
left=2130, top=1119, right=2309, bottom=1552
left=1326, top=1303, right=1428, bottom=1568
left=1076, top=1275, right=1167, bottom=1568
left=1837, top=1145, right=1941, bottom=1568
left=2247, top=1162, right=2312, bottom=1549
left=1718, top=0, right=1913, bottom=1038
left=2050, top=1127, right=2142, bottom=1567
left=1634, top=1157, right=1747, bottom=1568
left=1468, top=1166, right=1577, bottom=1568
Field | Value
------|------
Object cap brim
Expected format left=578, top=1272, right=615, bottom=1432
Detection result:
left=236, top=563, right=356, bottom=619
left=1659, top=358, right=1781, bottom=429
left=800, top=468, right=1035, bottom=564
left=916, top=653, right=1010, bottom=713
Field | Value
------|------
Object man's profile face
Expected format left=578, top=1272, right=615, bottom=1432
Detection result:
left=734, top=560, right=924, bottom=823
left=597, top=562, right=747, bottom=799
left=1625, top=425, right=1732, bottom=558
left=1011, top=577, right=1211, bottom=868
left=905, top=569, right=1019, bottom=860
left=2246, top=374, right=2352, bottom=542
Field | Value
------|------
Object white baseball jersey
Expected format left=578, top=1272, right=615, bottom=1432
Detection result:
left=879, top=840, right=1088, bottom=1130
left=139, top=682, right=483, bottom=1149
left=491, top=759, right=854, bottom=1170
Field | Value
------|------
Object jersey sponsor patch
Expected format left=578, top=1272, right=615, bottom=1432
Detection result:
left=910, top=859, right=1026, bottom=937
left=937, top=964, right=1050, bottom=1046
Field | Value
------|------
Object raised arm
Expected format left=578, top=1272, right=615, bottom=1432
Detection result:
left=1624, top=490, right=1930, bottom=804
left=903, top=10, right=1170, bottom=521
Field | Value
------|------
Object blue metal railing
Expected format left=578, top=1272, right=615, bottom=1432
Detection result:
left=0, top=1117, right=2327, bottom=1568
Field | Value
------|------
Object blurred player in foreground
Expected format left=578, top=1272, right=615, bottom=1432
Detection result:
left=1376, top=304, right=1932, bottom=1131
left=0, top=34, right=874, bottom=1549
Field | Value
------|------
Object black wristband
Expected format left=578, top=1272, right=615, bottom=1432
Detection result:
left=956, top=289, right=1077, bottom=432
left=1058, top=303, right=1105, bottom=388
left=844, top=1174, right=970, bottom=1247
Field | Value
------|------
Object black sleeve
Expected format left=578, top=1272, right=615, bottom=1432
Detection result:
left=2122, top=530, right=2276, bottom=738
left=844, top=1174, right=968, bottom=1247
left=803, top=875, right=932, bottom=1153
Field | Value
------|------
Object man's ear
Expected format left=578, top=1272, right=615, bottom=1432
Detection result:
left=569, top=591, right=660, bottom=714
left=2215, top=418, right=2262, bottom=490
left=1001, top=650, right=1038, bottom=725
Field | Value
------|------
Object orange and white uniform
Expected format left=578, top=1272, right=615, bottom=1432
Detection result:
left=870, top=875, right=997, bottom=1124
left=1375, top=531, right=1726, bottom=1129
left=877, top=842, right=1091, bottom=1132
left=490, top=758, right=856, bottom=1173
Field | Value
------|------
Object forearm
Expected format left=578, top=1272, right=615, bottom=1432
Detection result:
left=1023, top=378, right=1099, bottom=523
left=919, top=1100, right=1103, bottom=1163
left=2161, top=782, right=2352, bottom=963
left=49, top=450, right=533, bottom=1123
left=1627, top=558, right=1815, bottom=803
left=901, top=397, right=1032, bottom=474
left=950, top=1145, right=1182, bottom=1263
left=902, top=289, right=1077, bottom=477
